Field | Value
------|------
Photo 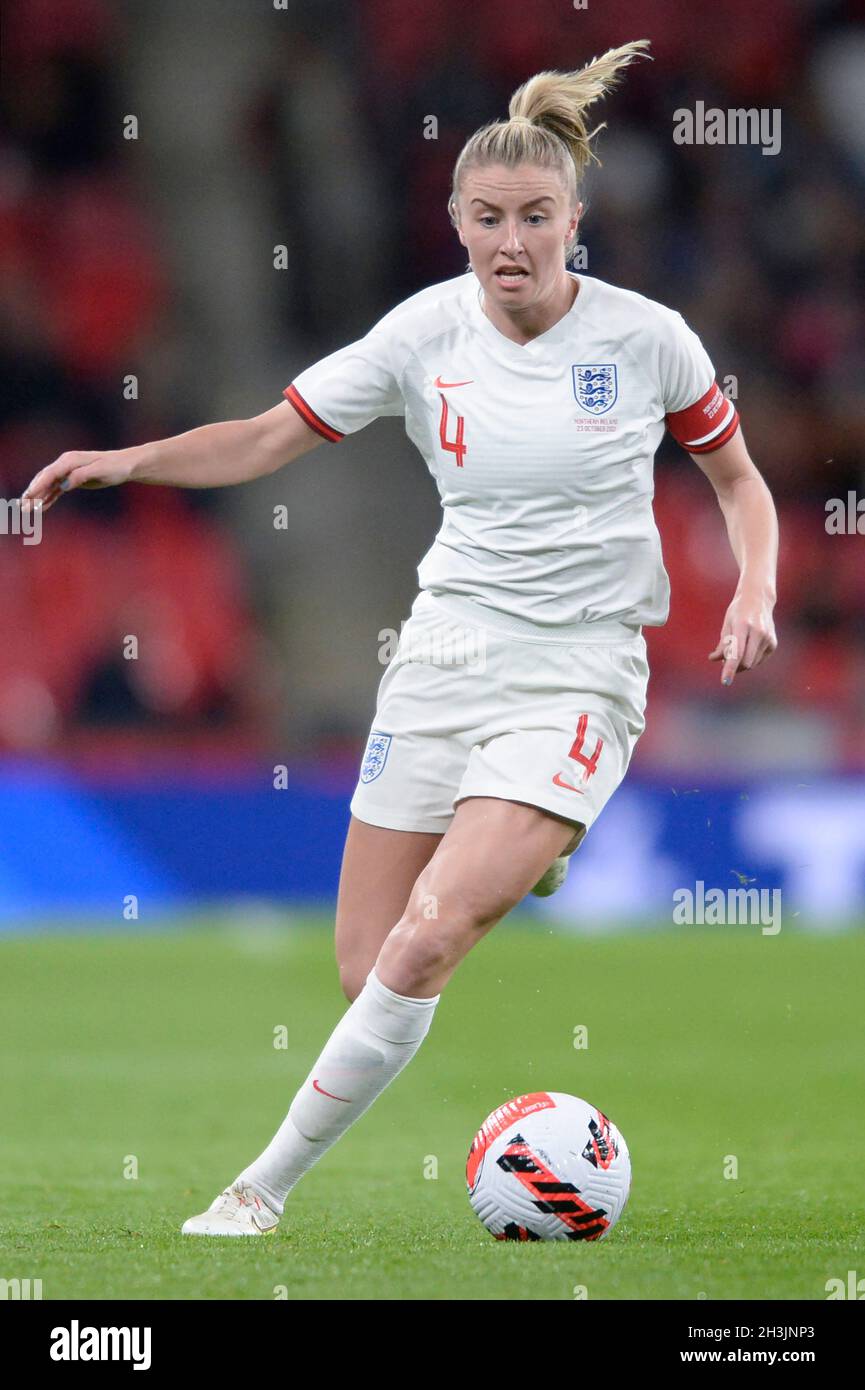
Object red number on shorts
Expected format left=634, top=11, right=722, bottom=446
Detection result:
left=567, top=713, right=604, bottom=781
left=438, top=393, right=466, bottom=467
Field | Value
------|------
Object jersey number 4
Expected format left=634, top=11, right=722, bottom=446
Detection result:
left=438, top=394, right=466, bottom=467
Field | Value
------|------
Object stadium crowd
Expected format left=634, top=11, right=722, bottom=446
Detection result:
left=2, top=0, right=863, bottom=768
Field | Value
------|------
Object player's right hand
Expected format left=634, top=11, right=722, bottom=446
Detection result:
left=20, top=448, right=141, bottom=515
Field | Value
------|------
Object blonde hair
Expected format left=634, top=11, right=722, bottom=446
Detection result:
left=449, top=40, right=652, bottom=262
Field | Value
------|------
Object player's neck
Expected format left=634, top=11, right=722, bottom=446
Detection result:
left=481, top=273, right=579, bottom=346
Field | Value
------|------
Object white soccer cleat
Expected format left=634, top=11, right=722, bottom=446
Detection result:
left=181, top=1180, right=280, bottom=1236
left=530, top=855, right=571, bottom=898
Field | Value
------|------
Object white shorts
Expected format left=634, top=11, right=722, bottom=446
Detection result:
left=350, top=591, right=649, bottom=842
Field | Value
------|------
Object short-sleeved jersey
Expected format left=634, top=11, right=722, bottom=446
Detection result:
left=284, top=271, right=739, bottom=633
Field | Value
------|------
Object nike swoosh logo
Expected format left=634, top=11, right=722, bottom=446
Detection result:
left=313, top=1078, right=351, bottom=1102
left=434, top=376, right=474, bottom=388
left=552, top=773, right=585, bottom=794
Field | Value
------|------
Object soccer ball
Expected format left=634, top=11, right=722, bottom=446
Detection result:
left=466, top=1091, right=631, bottom=1241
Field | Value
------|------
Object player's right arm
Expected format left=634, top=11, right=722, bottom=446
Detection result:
left=20, top=400, right=324, bottom=513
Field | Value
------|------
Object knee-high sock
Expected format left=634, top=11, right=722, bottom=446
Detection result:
left=235, top=966, right=440, bottom=1214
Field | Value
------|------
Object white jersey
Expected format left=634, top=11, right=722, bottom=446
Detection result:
left=285, top=270, right=739, bottom=635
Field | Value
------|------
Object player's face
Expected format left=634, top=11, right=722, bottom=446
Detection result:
left=455, top=163, right=581, bottom=308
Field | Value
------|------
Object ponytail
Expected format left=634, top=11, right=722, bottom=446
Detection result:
left=449, top=39, right=652, bottom=259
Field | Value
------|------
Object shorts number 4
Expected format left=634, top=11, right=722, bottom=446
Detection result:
left=552, top=714, right=604, bottom=793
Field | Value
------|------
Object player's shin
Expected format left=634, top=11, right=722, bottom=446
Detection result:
left=234, top=966, right=440, bottom=1214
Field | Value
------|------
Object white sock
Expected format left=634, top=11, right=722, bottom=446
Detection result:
left=235, top=966, right=440, bottom=1214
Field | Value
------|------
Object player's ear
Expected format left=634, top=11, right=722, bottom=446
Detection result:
left=449, top=197, right=466, bottom=247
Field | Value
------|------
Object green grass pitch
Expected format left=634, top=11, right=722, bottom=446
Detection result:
left=1, top=915, right=863, bottom=1300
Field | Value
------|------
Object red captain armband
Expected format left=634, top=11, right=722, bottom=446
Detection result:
left=284, top=384, right=344, bottom=442
left=664, top=381, right=739, bottom=454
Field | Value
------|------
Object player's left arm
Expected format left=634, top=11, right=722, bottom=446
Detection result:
left=689, top=423, right=779, bottom=686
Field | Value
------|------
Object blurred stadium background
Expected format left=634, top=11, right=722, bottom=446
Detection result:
left=1, top=0, right=864, bottom=929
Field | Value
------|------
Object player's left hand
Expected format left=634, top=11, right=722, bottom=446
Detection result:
left=709, top=592, right=777, bottom=686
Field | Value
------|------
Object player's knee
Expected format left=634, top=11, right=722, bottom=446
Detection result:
left=407, top=864, right=510, bottom=934
left=385, top=918, right=464, bottom=987
left=391, top=893, right=501, bottom=977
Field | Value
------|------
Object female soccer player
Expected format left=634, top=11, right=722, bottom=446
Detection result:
left=22, top=40, right=778, bottom=1235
